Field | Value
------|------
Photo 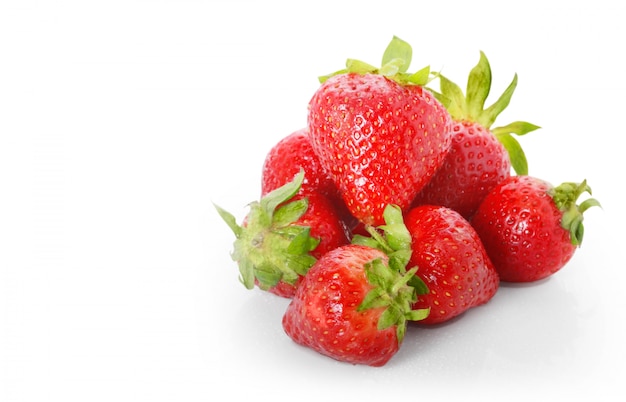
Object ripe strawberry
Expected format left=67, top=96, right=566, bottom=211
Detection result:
left=261, top=127, right=355, bottom=227
left=404, top=205, right=499, bottom=324
left=471, top=176, right=601, bottom=282
left=215, top=171, right=350, bottom=298
left=282, top=244, right=428, bottom=366
left=261, top=128, right=338, bottom=199
left=307, top=36, right=452, bottom=226
left=412, top=52, right=539, bottom=219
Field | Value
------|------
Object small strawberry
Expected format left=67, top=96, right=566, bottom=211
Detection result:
left=262, top=128, right=338, bottom=199
left=282, top=244, right=428, bottom=366
left=412, top=52, right=540, bottom=219
left=261, top=127, right=355, bottom=228
left=307, top=36, right=452, bottom=226
left=215, top=171, right=350, bottom=298
left=471, top=175, right=601, bottom=282
left=403, top=205, right=499, bottom=324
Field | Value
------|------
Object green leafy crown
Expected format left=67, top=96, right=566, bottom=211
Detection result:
left=318, top=36, right=431, bottom=86
left=352, top=204, right=430, bottom=342
left=549, top=179, right=601, bottom=246
left=213, top=170, right=320, bottom=291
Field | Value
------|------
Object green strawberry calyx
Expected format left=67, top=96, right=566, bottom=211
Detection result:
left=352, top=204, right=430, bottom=341
left=318, top=36, right=431, bottom=86
left=429, top=51, right=540, bottom=175
left=549, top=179, right=602, bottom=246
left=213, top=170, right=319, bottom=291
left=358, top=259, right=429, bottom=343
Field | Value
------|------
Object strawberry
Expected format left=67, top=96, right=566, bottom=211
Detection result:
left=307, top=36, right=452, bottom=226
left=412, top=52, right=540, bottom=219
left=282, top=243, right=428, bottom=366
left=214, top=171, right=350, bottom=298
left=261, top=127, right=355, bottom=228
left=262, top=128, right=338, bottom=200
left=403, top=205, right=500, bottom=324
left=471, top=175, right=601, bottom=282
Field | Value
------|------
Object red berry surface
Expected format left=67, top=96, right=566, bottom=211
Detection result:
left=471, top=176, right=599, bottom=282
left=308, top=73, right=452, bottom=226
left=405, top=205, right=499, bottom=324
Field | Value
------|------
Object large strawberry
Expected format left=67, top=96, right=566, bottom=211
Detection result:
left=471, top=175, right=601, bottom=282
left=307, top=36, right=452, bottom=226
left=282, top=243, right=429, bottom=366
left=261, top=127, right=355, bottom=227
left=214, top=171, right=350, bottom=298
left=356, top=204, right=499, bottom=324
left=412, top=52, right=540, bottom=219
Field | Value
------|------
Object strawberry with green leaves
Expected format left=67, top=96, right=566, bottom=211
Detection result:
left=356, top=204, right=499, bottom=325
left=412, top=52, right=540, bottom=220
left=215, top=171, right=350, bottom=298
left=282, top=243, right=429, bottom=367
left=471, top=176, right=601, bottom=282
left=307, top=36, right=452, bottom=226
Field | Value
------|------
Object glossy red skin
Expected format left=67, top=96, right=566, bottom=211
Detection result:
left=264, top=193, right=351, bottom=298
left=412, top=121, right=511, bottom=220
left=308, top=73, right=452, bottom=226
left=262, top=128, right=356, bottom=228
left=262, top=128, right=338, bottom=199
left=471, top=176, right=575, bottom=282
left=282, top=245, right=399, bottom=367
left=405, top=205, right=499, bottom=324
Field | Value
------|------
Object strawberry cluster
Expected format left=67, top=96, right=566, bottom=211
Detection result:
left=215, top=37, right=600, bottom=367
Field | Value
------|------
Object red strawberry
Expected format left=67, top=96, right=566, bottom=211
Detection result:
left=261, top=127, right=356, bottom=228
left=307, top=37, right=452, bottom=226
left=404, top=205, right=499, bottom=324
left=412, top=52, right=539, bottom=219
left=262, top=128, right=338, bottom=199
left=471, top=176, right=601, bottom=282
left=215, top=171, right=350, bottom=298
left=282, top=244, right=428, bottom=366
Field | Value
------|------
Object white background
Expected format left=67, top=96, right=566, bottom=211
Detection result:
left=1, top=0, right=623, bottom=401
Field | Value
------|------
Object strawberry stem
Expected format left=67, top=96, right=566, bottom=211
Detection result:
left=358, top=259, right=426, bottom=343
left=352, top=204, right=429, bottom=295
left=353, top=205, right=411, bottom=273
left=350, top=204, right=432, bottom=341
left=550, top=180, right=602, bottom=246
left=318, top=36, right=430, bottom=86
left=214, top=170, right=321, bottom=290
